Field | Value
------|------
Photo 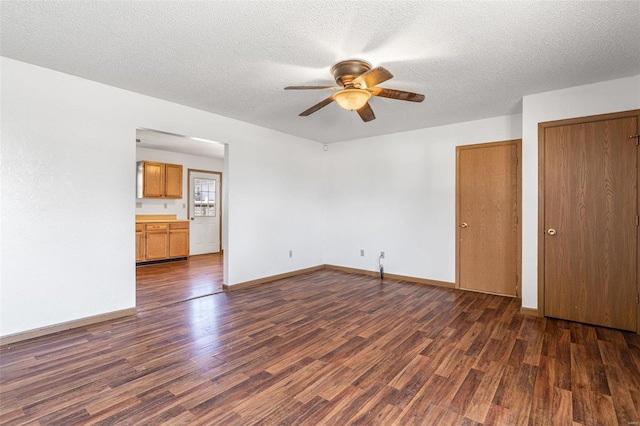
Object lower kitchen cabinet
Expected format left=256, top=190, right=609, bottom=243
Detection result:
left=135, top=224, right=145, bottom=262
left=169, top=222, right=189, bottom=258
left=145, top=225, right=169, bottom=260
left=136, top=221, right=189, bottom=263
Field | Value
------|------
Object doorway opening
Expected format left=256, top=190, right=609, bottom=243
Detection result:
left=135, top=127, right=227, bottom=311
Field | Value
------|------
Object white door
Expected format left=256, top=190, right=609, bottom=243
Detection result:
left=189, top=171, right=221, bottom=255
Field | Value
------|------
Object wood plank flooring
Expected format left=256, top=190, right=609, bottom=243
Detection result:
left=1, top=269, right=639, bottom=425
left=136, top=253, right=223, bottom=311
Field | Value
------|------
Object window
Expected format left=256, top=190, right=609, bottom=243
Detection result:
left=193, top=178, right=216, bottom=216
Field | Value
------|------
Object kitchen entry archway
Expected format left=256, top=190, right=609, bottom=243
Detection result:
left=135, top=128, right=226, bottom=312
left=189, top=169, right=222, bottom=255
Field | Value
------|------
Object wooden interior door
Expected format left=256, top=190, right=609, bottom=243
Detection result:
left=541, top=111, right=639, bottom=331
left=457, top=140, right=521, bottom=297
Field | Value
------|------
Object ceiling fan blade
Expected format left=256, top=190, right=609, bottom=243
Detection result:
left=356, top=102, right=376, bottom=122
left=352, top=67, right=393, bottom=89
left=285, top=85, right=337, bottom=90
left=299, top=96, right=335, bottom=116
left=369, top=87, right=425, bottom=102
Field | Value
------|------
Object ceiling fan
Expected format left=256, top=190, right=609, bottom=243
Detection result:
left=285, top=59, right=425, bottom=122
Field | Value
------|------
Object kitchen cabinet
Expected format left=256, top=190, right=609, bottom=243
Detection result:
left=169, top=222, right=189, bottom=258
left=136, top=220, right=189, bottom=263
left=164, top=164, right=183, bottom=198
left=136, top=161, right=183, bottom=199
left=145, top=223, right=169, bottom=260
left=135, top=224, right=145, bottom=262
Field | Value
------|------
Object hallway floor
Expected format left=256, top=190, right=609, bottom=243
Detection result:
left=136, top=253, right=223, bottom=311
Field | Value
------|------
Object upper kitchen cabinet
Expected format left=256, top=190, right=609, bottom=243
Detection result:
left=137, top=161, right=183, bottom=199
left=164, top=163, right=182, bottom=198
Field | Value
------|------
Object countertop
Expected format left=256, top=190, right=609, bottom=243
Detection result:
left=136, top=219, right=190, bottom=223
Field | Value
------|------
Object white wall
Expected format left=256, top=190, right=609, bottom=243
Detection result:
left=520, top=75, right=640, bottom=310
left=325, top=115, right=522, bottom=282
left=1, top=58, right=325, bottom=337
left=1, top=59, right=136, bottom=336
left=225, top=131, right=325, bottom=284
left=135, top=147, right=224, bottom=219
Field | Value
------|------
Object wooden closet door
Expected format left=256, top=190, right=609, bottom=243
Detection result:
left=542, top=113, right=638, bottom=331
left=457, top=140, right=520, bottom=297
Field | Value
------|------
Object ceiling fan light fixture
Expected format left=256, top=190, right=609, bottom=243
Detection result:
left=287, top=60, right=423, bottom=121
left=332, top=89, right=371, bottom=111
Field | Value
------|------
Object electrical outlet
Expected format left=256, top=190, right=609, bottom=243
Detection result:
left=380, top=251, right=385, bottom=259
left=289, top=250, right=293, bottom=258
left=164, top=203, right=168, bottom=209
left=360, top=249, right=364, bottom=256
left=136, top=202, right=142, bottom=208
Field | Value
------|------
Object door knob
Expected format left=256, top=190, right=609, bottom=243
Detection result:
left=190, top=217, right=195, bottom=221
left=460, top=223, right=468, bottom=228
left=547, top=228, right=556, bottom=236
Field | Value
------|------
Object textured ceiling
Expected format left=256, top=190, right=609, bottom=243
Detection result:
left=2, top=1, right=639, bottom=144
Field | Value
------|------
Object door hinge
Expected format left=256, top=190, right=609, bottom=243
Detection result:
left=636, top=215, right=639, bottom=226
left=636, top=293, right=640, bottom=304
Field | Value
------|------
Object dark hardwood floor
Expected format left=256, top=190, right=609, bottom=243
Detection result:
left=136, top=253, right=223, bottom=311
left=1, top=269, right=639, bottom=425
